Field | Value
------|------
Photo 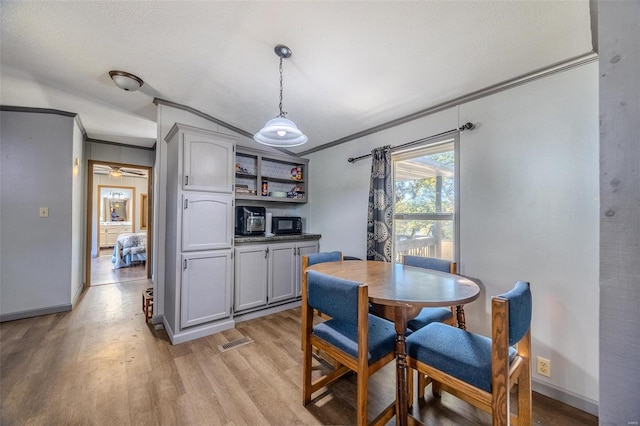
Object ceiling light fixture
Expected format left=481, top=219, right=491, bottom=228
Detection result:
left=254, top=44, right=308, bottom=147
left=109, top=167, right=122, bottom=178
left=109, top=70, right=144, bottom=92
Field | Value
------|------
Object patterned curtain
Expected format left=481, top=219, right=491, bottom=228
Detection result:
left=367, top=145, right=393, bottom=262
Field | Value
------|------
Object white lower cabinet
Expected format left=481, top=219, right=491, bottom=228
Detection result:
left=234, top=245, right=268, bottom=311
left=181, top=250, right=232, bottom=328
left=234, top=240, right=319, bottom=314
left=269, top=243, right=297, bottom=303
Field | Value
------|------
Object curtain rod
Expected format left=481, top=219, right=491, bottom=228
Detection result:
left=347, top=122, right=474, bottom=163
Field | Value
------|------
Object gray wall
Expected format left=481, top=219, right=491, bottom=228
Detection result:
left=0, top=111, right=83, bottom=318
left=307, top=62, right=599, bottom=413
left=598, top=1, right=640, bottom=424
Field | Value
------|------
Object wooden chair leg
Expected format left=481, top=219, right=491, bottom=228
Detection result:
left=418, top=373, right=433, bottom=399
left=408, top=367, right=414, bottom=408
left=455, top=305, right=467, bottom=330
left=356, top=367, right=368, bottom=426
left=302, top=339, right=313, bottom=405
left=432, top=379, right=442, bottom=397
left=517, top=361, right=532, bottom=425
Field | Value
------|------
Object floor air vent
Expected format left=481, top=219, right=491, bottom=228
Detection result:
left=219, top=336, right=254, bottom=352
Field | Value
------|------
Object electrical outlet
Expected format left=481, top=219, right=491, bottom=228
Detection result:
left=536, top=356, right=551, bottom=377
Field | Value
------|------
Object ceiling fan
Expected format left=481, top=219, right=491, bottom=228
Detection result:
left=93, top=165, right=147, bottom=178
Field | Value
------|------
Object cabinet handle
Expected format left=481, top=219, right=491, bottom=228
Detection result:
left=185, top=175, right=189, bottom=186
left=265, top=247, right=269, bottom=259
left=184, top=199, right=188, bottom=210
left=183, top=259, right=188, bottom=270
left=297, top=247, right=301, bottom=255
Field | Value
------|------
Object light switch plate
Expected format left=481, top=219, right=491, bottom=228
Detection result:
left=39, top=207, right=49, bottom=218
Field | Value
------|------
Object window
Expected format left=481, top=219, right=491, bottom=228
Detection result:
left=392, top=136, right=458, bottom=263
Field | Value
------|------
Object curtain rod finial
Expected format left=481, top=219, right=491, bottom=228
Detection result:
left=459, top=122, right=475, bottom=131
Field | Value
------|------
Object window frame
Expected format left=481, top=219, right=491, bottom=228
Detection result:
left=391, top=134, right=460, bottom=264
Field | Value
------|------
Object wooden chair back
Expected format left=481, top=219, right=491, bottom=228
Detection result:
left=407, top=281, right=532, bottom=426
left=301, top=270, right=396, bottom=426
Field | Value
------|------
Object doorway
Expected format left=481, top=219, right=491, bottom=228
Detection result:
left=86, top=160, right=153, bottom=287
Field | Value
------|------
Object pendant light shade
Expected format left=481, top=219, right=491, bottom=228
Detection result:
left=254, top=116, right=308, bottom=147
left=254, top=44, right=307, bottom=147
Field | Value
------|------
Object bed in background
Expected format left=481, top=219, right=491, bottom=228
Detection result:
left=112, top=232, right=147, bottom=269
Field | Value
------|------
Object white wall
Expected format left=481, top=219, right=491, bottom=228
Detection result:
left=306, top=62, right=599, bottom=411
left=87, top=141, right=155, bottom=167
left=458, top=63, right=599, bottom=408
left=0, top=111, right=78, bottom=317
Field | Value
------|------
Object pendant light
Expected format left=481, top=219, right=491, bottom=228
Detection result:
left=254, top=45, right=308, bottom=147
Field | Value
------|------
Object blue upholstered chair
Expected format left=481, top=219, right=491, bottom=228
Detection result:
left=302, top=270, right=397, bottom=426
left=402, top=255, right=460, bottom=331
left=402, top=255, right=464, bottom=399
left=406, top=281, right=532, bottom=426
left=305, top=251, right=343, bottom=267
left=302, top=251, right=343, bottom=321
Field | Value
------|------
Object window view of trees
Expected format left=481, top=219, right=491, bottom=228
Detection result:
left=393, top=142, right=456, bottom=262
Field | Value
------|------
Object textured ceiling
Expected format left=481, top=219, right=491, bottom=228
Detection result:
left=0, top=1, right=593, bottom=154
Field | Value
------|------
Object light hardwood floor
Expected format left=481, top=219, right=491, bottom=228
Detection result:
left=0, top=281, right=598, bottom=425
left=91, top=248, right=146, bottom=286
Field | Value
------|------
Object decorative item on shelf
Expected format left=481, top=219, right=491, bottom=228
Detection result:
left=262, top=181, right=268, bottom=196
left=253, top=44, right=308, bottom=147
left=235, top=163, right=250, bottom=174
left=270, top=191, right=288, bottom=198
left=288, top=185, right=305, bottom=199
left=235, top=184, right=256, bottom=195
left=290, top=166, right=303, bottom=180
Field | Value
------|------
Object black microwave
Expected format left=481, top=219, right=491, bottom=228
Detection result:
left=272, top=216, right=302, bottom=235
left=235, top=206, right=266, bottom=236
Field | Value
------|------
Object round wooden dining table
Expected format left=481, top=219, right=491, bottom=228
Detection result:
left=306, top=260, right=480, bottom=426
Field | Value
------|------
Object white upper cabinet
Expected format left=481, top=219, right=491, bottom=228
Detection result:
left=181, top=193, right=233, bottom=251
left=181, top=128, right=234, bottom=193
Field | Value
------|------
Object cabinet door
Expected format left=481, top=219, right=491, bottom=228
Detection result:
left=234, top=245, right=268, bottom=312
left=269, top=243, right=297, bottom=304
left=296, top=241, right=319, bottom=296
left=183, top=132, right=234, bottom=193
left=182, top=194, right=233, bottom=251
left=99, top=227, right=108, bottom=247
left=181, top=250, right=232, bottom=328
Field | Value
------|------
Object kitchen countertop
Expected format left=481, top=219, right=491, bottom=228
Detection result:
left=234, top=233, right=321, bottom=244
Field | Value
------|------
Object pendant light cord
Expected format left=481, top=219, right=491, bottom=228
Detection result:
left=278, top=56, right=287, bottom=118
